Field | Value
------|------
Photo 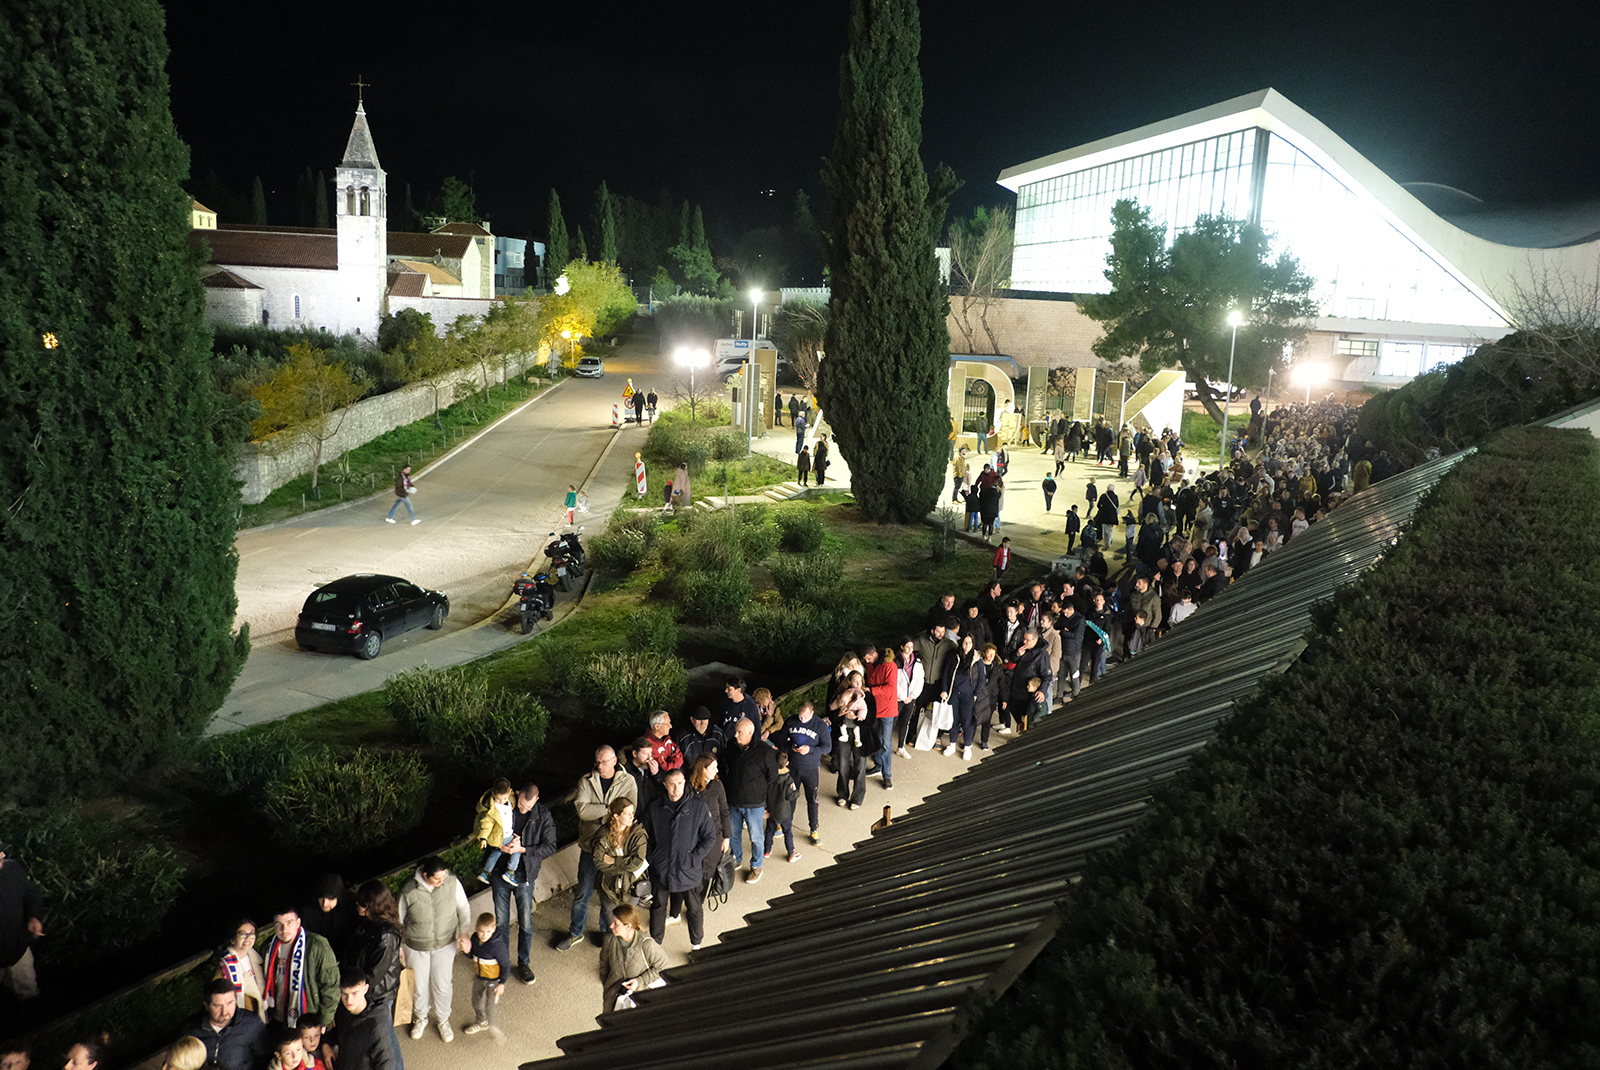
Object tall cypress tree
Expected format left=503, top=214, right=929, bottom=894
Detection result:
left=314, top=169, right=329, bottom=228
left=818, top=0, right=958, bottom=523
left=595, top=179, right=618, bottom=264
left=546, top=188, right=569, bottom=281
left=573, top=225, right=588, bottom=264
left=249, top=174, right=267, bottom=223
left=0, top=0, right=247, bottom=801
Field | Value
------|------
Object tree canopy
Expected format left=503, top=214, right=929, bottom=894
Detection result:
left=545, top=189, right=569, bottom=284
left=1077, top=199, right=1319, bottom=423
left=818, top=0, right=958, bottom=523
left=948, top=204, right=1014, bottom=354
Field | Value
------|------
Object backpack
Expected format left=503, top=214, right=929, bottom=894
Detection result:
left=706, top=853, right=736, bottom=910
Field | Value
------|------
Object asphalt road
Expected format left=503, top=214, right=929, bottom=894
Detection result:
left=216, top=337, right=672, bottom=731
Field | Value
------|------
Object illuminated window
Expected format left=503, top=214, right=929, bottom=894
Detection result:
left=1336, top=338, right=1378, bottom=359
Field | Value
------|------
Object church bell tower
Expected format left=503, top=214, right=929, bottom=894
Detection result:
left=335, top=98, right=386, bottom=339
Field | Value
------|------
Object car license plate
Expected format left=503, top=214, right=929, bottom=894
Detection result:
left=557, top=566, right=567, bottom=576
left=311, top=622, right=337, bottom=631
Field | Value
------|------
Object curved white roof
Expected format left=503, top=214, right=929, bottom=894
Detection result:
left=998, top=89, right=1600, bottom=326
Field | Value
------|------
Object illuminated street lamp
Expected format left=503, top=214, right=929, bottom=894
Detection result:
left=1219, top=308, right=1244, bottom=469
left=1293, top=363, right=1328, bottom=404
left=675, top=345, right=710, bottom=421
left=746, top=287, right=763, bottom=455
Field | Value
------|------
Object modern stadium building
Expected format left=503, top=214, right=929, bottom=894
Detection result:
left=996, top=88, right=1600, bottom=388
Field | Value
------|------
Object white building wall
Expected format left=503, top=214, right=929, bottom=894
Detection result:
left=388, top=295, right=501, bottom=335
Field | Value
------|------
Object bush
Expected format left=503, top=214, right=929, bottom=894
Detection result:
left=627, top=607, right=680, bottom=655
left=677, top=565, right=755, bottom=619
left=262, top=747, right=431, bottom=851
left=588, top=526, right=651, bottom=575
left=738, top=602, right=853, bottom=671
left=192, top=724, right=314, bottom=797
left=677, top=509, right=746, bottom=573
left=385, top=666, right=550, bottom=776
left=685, top=440, right=709, bottom=476
left=572, top=651, right=688, bottom=729
left=0, top=802, right=187, bottom=961
left=709, top=427, right=747, bottom=461
left=739, top=513, right=780, bottom=563
left=775, top=508, right=826, bottom=552
left=769, top=550, right=845, bottom=604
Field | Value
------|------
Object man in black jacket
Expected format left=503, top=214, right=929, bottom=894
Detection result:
left=640, top=770, right=716, bottom=949
left=721, top=719, right=780, bottom=885
left=330, top=968, right=398, bottom=1070
left=492, top=783, right=558, bottom=985
left=1002, top=629, right=1053, bottom=733
left=0, top=843, right=44, bottom=1001
left=182, top=978, right=270, bottom=1070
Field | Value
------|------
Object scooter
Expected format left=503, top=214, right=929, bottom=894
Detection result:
left=543, top=532, right=578, bottom=591
left=559, top=528, right=587, bottom=577
left=514, top=572, right=556, bottom=634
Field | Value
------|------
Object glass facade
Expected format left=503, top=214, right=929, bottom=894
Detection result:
left=1012, top=127, right=1505, bottom=333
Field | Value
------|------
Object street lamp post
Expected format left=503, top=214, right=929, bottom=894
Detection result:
left=747, top=288, right=762, bottom=456
left=1220, top=309, right=1243, bottom=471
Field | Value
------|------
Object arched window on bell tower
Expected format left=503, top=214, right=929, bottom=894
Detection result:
left=359, top=187, right=370, bottom=216
left=345, top=186, right=356, bottom=216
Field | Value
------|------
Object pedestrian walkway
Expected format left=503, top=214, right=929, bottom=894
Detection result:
left=391, top=725, right=1020, bottom=1070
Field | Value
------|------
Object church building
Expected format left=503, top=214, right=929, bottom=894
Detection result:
left=189, top=101, right=500, bottom=338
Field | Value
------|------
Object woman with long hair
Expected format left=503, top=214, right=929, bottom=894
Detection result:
left=213, top=919, right=265, bottom=1019
left=597, top=904, right=668, bottom=1016
left=688, top=754, right=730, bottom=898
left=589, top=798, right=648, bottom=933
left=940, top=634, right=985, bottom=760
left=63, top=1036, right=106, bottom=1070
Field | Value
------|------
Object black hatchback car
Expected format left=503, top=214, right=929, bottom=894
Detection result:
left=294, top=574, right=449, bottom=659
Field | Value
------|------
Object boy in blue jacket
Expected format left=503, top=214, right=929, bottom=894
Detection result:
left=462, top=913, right=510, bottom=1038
left=763, top=751, right=802, bottom=864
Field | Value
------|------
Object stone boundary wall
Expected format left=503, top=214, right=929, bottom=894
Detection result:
left=947, top=294, right=1106, bottom=368
left=389, top=294, right=502, bottom=334
left=236, top=351, right=539, bottom=503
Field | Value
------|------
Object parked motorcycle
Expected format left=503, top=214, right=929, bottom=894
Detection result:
left=559, top=528, right=587, bottom=576
left=514, top=571, right=556, bottom=634
left=544, top=532, right=579, bottom=591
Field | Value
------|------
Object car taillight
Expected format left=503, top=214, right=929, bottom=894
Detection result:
left=347, top=620, right=362, bottom=634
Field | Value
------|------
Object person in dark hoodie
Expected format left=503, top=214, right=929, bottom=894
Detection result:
left=301, top=875, right=357, bottom=963
left=638, top=769, right=716, bottom=949
left=776, top=701, right=831, bottom=846
left=762, top=751, right=802, bottom=864
left=329, top=968, right=398, bottom=1070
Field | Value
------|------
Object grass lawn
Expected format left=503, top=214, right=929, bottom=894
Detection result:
left=238, top=373, right=559, bottom=529
left=1180, top=408, right=1253, bottom=456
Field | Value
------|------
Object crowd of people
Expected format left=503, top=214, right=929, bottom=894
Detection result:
left=0, top=398, right=1412, bottom=1070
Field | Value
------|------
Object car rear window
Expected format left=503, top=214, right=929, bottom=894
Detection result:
left=307, top=590, right=360, bottom=614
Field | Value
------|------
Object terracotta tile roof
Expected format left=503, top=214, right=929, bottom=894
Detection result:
left=387, top=272, right=427, bottom=297
left=200, top=268, right=263, bottom=290
left=394, top=258, right=462, bottom=285
left=217, top=223, right=336, bottom=236
left=189, top=228, right=337, bottom=270
left=433, top=222, right=490, bottom=237
left=386, top=231, right=471, bottom=259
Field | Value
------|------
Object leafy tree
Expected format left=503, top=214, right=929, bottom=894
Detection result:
left=0, top=0, right=248, bottom=801
left=249, top=174, right=267, bottom=223
left=617, top=190, right=679, bottom=282
left=818, top=0, right=958, bottom=523
left=650, top=265, right=677, bottom=300
left=771, top=297, right=828, bottom=389
left=438, top=175, right=475, bottom=223
left=251, top=343, right=366, bottom=494
left=595, top=179, right=618, bottom=264
left=572, top=224, right=588, bottom=264
left=948, top=204, right=1013, bottom=354
left=670, top=204, right=720, bottom=295
left=1078, top=199, right=1319, bottom=425
left=546, top=189, right=569, bottom=288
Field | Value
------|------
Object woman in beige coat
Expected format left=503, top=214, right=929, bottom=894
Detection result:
left=598, top=904, right=668, bottom=1015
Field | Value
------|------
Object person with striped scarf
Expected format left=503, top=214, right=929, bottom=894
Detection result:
left=263, top=909, right=340, bottom=1029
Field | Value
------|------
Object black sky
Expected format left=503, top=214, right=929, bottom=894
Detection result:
left=162, top=0, right=1600, bottom=262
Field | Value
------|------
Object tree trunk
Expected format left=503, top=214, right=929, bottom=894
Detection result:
left=978, top=296, right=1001, bottom=355
left=1182, top=359, right=1228, bottom=426
left=952, top=292, right=977, bottom=351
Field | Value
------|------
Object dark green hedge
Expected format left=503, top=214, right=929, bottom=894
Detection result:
left=948, top=425, right=1600, bottom=1069
left=1358, top=329, right=1600, bottom=460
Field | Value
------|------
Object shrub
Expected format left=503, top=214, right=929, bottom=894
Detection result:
left=573, top=651, right=688, bottom=729
left=192, top=724, right=314, bottom=797
left=678, top=509, right=746, bottom=573
left=262, top=747, right=431, bottom=851
left=739, top=513, right=780, bottom=563
left=769, top=549, right=845, bottom=604
left=0, top=802, right=187, bottom=961
left=627, top=607, right=680, bottom=655
left=709, top=427, right=747, bottom=461
left=738, top=602, right=853, bottom=670
left=385, top=666, right=550, bottom=776
left=775, top=508, right=826, bottom=552
left=685, top=440, right=709, bottom=476
left=678, top=565, right=755, bottom=619
left=589, top=526, right=650, bottom=574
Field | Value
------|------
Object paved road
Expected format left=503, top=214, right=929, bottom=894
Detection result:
left=216, top=337, right=671, bottom=731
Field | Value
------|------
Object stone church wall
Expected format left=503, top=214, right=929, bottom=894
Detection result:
left=946, top=294, right=1106, bottom=368
left=203, top=287, right=263, bottom=328
left=389, top=294, right=500, bottom=334
left=236, top=349, right=539, bottom=504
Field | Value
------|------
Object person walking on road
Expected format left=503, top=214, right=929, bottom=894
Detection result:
left=788, top=394, right=800, bottom=426
left=794, top=411, right=807, bottom=454
left=814, top=436, right=830, bottom=484
left=564, top=485, right=578, bottom=526
left=796, top=446, right=812, bottom=486
left=774, top=391, right=784, bottom=426
left=385, top=466, right=419, bottom=524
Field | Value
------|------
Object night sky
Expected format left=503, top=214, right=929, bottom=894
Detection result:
left=162, top=0, right=1600, bottom=268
